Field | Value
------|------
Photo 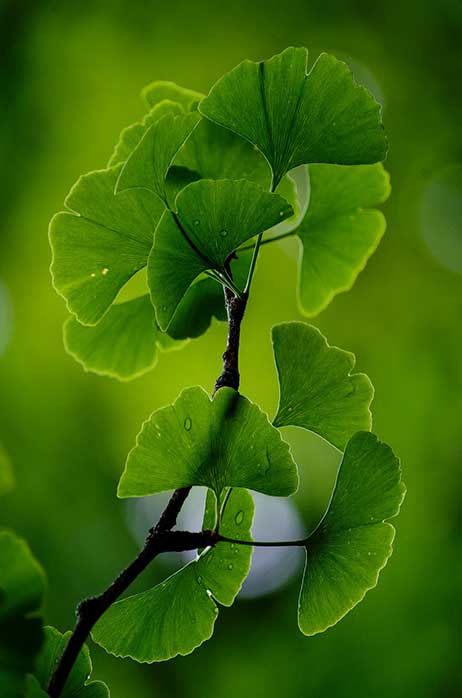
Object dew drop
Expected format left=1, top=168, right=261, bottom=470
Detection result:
left=101, top=267, right=109, bottom=275
left=194, top=219, right=200, bottom=226
left=90, top=272, right=96, bottom=278
left=279, top=210, right=285, bottom=217
left=234, top=510, right=244, bottom=526
left=220, top=229, right=228, bottom=238
left=184, top=417, right=192, bottom=431
left=162, top=305, right=168, bottom=312
left=227, top=563, right=234, bottom=571
left=197, top=575, right=203, bottom=584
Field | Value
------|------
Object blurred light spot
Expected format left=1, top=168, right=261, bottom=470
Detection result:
left=421, top=164, right=462, bottom=274
left=239, top=493, right=305, bottom=599
left=126, top=485, right=304, bottom=597
left=0, top=280, right=13, bottom=357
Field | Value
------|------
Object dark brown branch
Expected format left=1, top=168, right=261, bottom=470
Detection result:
left=49, top=261, right=249, bottom=696
left=47, top=487, right=197, bottom=697
left=214, top=287, right=248, bottom=394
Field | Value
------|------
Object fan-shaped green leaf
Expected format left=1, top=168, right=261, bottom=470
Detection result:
left=142, top=81, right=203, bottom=110
left=117, top=112, right=200, bottom=202
left=108, top=100, right=185, bottom=167
left=33, top=626, right=109, bottom=697
left=0, top=445, right=13, bottom=496
left=92, top=488, right=253, bottom=662
left=50, top=165, right=163, bottom=326
left=297, top=163, right=390, bottom=315
left=118, top=386, right=298, bottom=498
left=0, top=532, right=46, bottom=698
left=272, top=322, right=373, bottom=450
left=200, top=47, right=387, bottom=187
left=149, top=178, right=293, bottom=329
left=299, top=431, right=405, bottom=636
left=63, top=295, right=182, bottom=381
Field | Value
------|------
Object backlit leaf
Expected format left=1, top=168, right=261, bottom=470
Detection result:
left=149, top=178, right=293, bottom=329
left=297, top=163, right=390, bottom=315
left=200, top=47, right=387, bottom=187
left=142, top=81, right=203, bottom=110
left=50, top=165, right=163, bottom=325
left=118, top=386, right=298, bottom=498
left=298, top=432, right=405, bottom=635
left=92, top=488, right=253, bottom=662
left=108, top=100, right=185, bottom=167
left=272, top=322, right=373, bottom=450
left=117, top=112, right=200, bottom=202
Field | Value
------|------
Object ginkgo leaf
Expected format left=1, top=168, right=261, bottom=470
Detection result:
left=142, top=81, right=203, bottom=110
left=272, top=322, right=373, bottom=450
left=299, top=431, right=405, bottom=636
left=0, top=532, right=46, bottom=698
left=200, top=47, right=387, bottom=187
left=32, top=626, right=109, bottom=697
left=297, top=163, right=391, bottom=315
left=175, top=118, right=271, bottom=185
left=108, top=100, right=185, bottom=167
left=117, top=112, right=201, bottom=202
left=149, top=178, right=293, bottom=329
left=50, top=165, right=163, bottom=326
left=92, top=488, right=253, bottom=662
left=0, top=445, right=13, bottom=496
left=118, top=386, right=298, bottom=498
left=63, top=295, right=182, bottom=381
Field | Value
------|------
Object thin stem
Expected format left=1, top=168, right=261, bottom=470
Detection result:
left=243, top=232, right=263, bottom=295
left=218, top=534, right=308, bottom=548
left=239, top=228, right=297, bottom=253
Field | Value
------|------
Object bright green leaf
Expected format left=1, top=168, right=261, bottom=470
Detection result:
left=33, top=626, right=109, bottom=697
left=108, top=100, right=185, bottom=167
left=299, top=431, right=405, bottom=636
left=118, top=386, right=298, bottom=498
left=200, top=47, right=387, bottom=187
left=142, top=81, right=203, bottom=110
left=50, top=165, right=163, bottom=326
left=272, top=322, right=373, bottom=450
left=117, top=112, right=200, bottom=202
left=63, top=295, right=183, bottom=381
left=92, top=488, right=253, bottom=662
left=149, top=178, right=293, bottom=329
left=297, top=163, right=390, bottom=315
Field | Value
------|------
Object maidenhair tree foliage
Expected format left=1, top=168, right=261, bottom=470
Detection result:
left=1, top=47, right=405, bottom=697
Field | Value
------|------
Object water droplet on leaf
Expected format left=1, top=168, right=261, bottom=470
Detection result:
left=234, top=510, right=244, bottom=526
left=184, top=417, right=192, bottom=431
left=220, top=229, right=228, bottom=238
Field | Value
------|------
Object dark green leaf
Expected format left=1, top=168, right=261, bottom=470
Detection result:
left=149, top=178, right=293, bottom=329
left=92, top=488, right=253, bottom=662
left=33, top=627, right=109, bottom=697
left=272, top=322, right=373, bottom=450
left=297, top=163, right=390, bottom=315
left=50, top=165, right=163, bottom=325
left=299, top=432, right=405, bottom=635
left=0, top=532, right=46, bottom=698
left=118, top=386, right=298, bottom=498
left=200, top=47, right=387, bottom=187
left=117, top=112, right=200, bottom=202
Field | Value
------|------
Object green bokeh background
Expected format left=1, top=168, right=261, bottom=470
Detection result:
left=1, top=1, right=461, bottom=696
